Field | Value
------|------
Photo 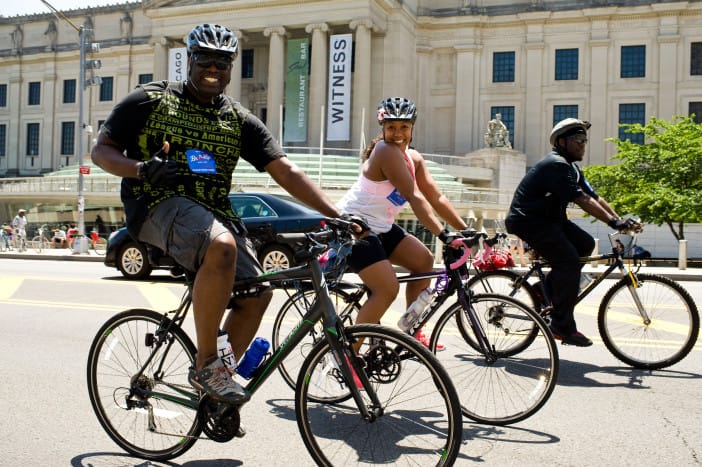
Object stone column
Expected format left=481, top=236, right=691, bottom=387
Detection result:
left=453, top=44, right=480, bottom=154
left=350, top=19, right=372, bottom=150
left=589, top=38, right=611, bottom=165
left=523, top=41, right=544, bottom=165
left=264, top=26, right=286, bottom=141
left=229, top=29, right=246, bottom=101
left=153, top=37, right=170, bottom=81
left=305, top=23, right=329, bottom=146
left=657, top=35, right=680, bottom=120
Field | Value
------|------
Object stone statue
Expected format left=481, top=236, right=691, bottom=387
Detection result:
left=484, top=113, right=512, bottom=149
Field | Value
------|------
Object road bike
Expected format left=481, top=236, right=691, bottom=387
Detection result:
left=31, top=224, right=51, bottom=253
left=86, top=218, right=463, bottom=465
left=467, top=230, right=699, bottom=370
left=273, top=231, right=559, bottom=426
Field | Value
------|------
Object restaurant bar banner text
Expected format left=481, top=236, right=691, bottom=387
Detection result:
left=284, top=38, right=309, bottom=143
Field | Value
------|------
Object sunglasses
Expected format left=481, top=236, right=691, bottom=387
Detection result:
left=568, top=136, right=588, bottom=144
left=192, top=53, right=233, bottom=70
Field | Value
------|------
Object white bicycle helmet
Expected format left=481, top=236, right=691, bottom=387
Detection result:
left=377, top=97, right=418, bottom=125
left=550, top=118, right=591, bottom=146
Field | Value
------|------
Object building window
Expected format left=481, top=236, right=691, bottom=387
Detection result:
left=0, top=124, right=6, bottom=157
left=60, top=122, right=75, bottom=155
left=99, top=77, right=114, bottom=102
left=492, top=51, right=515, bottom=83
left=491, top=106, right=514, bottom=146
left=553, top=105, right=579, bottom=125
left=0, top=84, right=6, bottom=107
left=63, top=79, right=76, bottom=104
left=138, top=73, right=153, bottom=84
left=692, top=42, right=702, bottom=76
left=555, top=48, right=578, bottom=80
left=28, top=82, right=41, bottom=105
left=621, top=45, right=646, bottom=78
left=618, top=103, right=645, bottom=144
left=26, top=123, right=40, bottom=156
left=690, top=102, right=702, bottom=124
left=242, top=49, right=254, bottom=79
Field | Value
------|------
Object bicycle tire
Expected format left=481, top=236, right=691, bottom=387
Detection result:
left=94, top=236, right=107, bottom=255
left=598, top=273, right=699, bottom=370
left=86, top=308, right=201, bottom=461
left=296, top=324, right=463, bottom=466
left=432, top=293, right=559, bottom=425
left=272, top=284, right=361, bottom=398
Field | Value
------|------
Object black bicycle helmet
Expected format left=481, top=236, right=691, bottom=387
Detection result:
left=186, top=24, right=239, bottom=58
left=377, top=97, right=418, bottom=124
left=549, top=118, right=591, bottom=146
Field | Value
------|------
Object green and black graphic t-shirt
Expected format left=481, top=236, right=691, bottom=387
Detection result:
left=101, top=80, right=284, bottom=234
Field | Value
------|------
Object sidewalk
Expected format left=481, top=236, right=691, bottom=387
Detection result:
left=2, top=247, right=701, bottom=281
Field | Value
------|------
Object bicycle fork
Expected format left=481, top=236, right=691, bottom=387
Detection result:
left=457, top=290, right=499, bottom=363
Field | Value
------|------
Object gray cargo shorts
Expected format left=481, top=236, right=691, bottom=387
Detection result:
left=138, top=196, right=262, bottom=280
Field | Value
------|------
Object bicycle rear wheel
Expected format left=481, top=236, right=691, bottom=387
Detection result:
left=86, top=309, right=201, bottom=461
left=272, top=283, right=361, bottom=395
left=598, top=273, right=699, bottom=369
left=296, top=324, right=462, bottom=466
left=467, top=269, right=541, bottom=312
left=433, top=294, right=558, bottom=425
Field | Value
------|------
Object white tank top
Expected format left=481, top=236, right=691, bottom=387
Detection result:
left=337, top=151, right=415, bottom=233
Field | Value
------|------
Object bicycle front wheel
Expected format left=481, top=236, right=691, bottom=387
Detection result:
left=296, top=324, right=463, bottom=466
left=31, top=236, right=43, bottom=253
left=598, top=273, right=699, bottom=369
left=433, top=294, right=558, bottom=425
left=86, top=309, right=201, bottom=461
left=272, top=284, right=361, bottom=394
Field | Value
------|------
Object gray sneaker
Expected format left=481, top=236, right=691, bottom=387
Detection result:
left=188, top=358, right=251, bottom=404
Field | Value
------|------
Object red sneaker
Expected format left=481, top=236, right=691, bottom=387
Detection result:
left=414, top=328, right=446, bottom=351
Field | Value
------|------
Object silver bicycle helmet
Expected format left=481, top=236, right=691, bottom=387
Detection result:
left=550, top=118, right=591, bottom=146
left=377, top=97, right=418, bottom=124
left=186, top=24, right=239, bottom=58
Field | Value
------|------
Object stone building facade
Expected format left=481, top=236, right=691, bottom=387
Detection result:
left=0, top=0, right=701, bottom=178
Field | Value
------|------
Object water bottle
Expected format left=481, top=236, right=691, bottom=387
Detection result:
left=216, top=329, right=237, bottom=373
left=579, top=273, right=594, bottom=293
left=398, top=288, right=434, bottom=332
left=237, top=337, right=270, bottom=379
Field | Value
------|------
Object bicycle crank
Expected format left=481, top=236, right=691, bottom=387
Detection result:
left=197, top=395, right=244, bottom=442
left=365, top=344, right=401, bottom=384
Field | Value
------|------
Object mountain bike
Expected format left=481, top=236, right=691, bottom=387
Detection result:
left=86, top=218, right=463, bottom=465
left=467, top=230, right=699, bottom=370
left=273, top=231, right=559, bottom=426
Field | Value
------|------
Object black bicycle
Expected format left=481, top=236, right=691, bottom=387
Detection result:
left=273, top=232, right=559, bottom=426
left=86, top=218, right=463, bottom=465
left=467, top=230, right=699, bottom=370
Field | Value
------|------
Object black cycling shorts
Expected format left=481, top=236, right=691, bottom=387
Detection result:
left=346, top=223, right=407, bottom=273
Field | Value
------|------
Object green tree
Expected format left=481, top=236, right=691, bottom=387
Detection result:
left=583, top=115, right=702, bottom=240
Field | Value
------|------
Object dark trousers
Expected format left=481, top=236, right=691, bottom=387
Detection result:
left=506, top=220, right=595, bottom=334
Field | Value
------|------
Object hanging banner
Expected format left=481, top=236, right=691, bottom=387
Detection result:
left=284, top=38, right=309, bottom=143
left=168, top=47, right=187, bottom=82
left=326, top=33, right=352, bottom=141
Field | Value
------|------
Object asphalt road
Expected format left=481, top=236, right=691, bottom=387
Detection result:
left=1, top=259, right=700, bottom=466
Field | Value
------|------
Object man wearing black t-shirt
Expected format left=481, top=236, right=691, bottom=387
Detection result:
left=505, top=119, right=639, bottom=347
left=92, top=24, right=342, bottom=404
